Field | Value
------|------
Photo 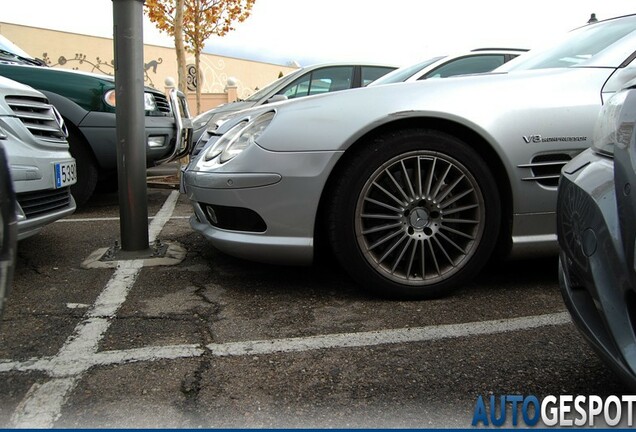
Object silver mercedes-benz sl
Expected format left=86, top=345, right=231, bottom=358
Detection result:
left=184, top=14, right=636, bottom=299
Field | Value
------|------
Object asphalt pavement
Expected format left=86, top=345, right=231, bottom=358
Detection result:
left=0, top=186, right=629, bottom=428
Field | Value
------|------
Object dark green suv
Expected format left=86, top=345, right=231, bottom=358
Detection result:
left=0, top=35, right=192, bottom=205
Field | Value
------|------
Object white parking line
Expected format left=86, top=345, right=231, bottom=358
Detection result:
left=206, top=312, right=571, bottom=357
left=8, top=191, right=180, bottom=428
left=1, top=189, right=572, bottom=427
left=0, top=345, right=206, bottom=375
left=12, top=378, right=78, bottom=427
left=148, top=191, right=180, bottom=243
left=0, top=311, right=570, bottom=375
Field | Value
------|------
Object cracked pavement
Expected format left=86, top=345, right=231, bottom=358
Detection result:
left=0, top=187, right=630, bottom=428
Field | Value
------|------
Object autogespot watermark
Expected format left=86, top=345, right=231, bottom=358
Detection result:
left=471, top=394, right=636, bottom=427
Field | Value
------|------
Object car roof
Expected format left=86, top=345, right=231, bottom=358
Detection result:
left=297, top=61, right=400, bottom=70
left=469, top=48, right=529, bottom=53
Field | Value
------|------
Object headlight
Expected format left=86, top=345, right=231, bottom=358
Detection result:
left=592, top=90, right=630, bottom=157
left=203, top=112, right=275, bottom=163
left=204, top=120, right=248, bottom=161
left=103, top=90, right=158, bottom=111
left=220, top=111, right=275, bottom=163
left=144, top=93, right=157, bottom=111
left=104, top=89, right=116, bottom=108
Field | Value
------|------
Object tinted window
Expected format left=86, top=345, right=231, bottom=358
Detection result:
left=361, top=66, right=396, bottom=86
left=280, top=66, right=354, bottom=99
left=245, top=69, right=305, bottom=102
left=370, top=56, right=445, bottom=86
left=422, top=55, right=506, bottom=79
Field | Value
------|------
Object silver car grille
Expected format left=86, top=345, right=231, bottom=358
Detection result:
left=5, top=95, right=68, bottom=144
left=518, top=153, right=574, bottom=188
left=16, top=187, right=72, bottom=219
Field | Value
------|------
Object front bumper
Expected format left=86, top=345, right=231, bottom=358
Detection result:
left=557, top=148, right=636, bottom=389
left=2, top=132, right=77, bottom=241
left=16, top=188, right=76, bottom=240
left=79, top=90, right=193, bottom=171
left=184, top=143, right=342, bottom=265
left=11, top=158, right=77, bottom=241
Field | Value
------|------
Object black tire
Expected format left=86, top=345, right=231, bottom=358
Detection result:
left=67, top=128, right=98, bottom=207
left=96, top=172, right=119, bottom=194
left=328, top=129, right=501, bottom=299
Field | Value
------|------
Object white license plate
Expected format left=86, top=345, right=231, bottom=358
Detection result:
left=54, top=161, right=77, bottom=188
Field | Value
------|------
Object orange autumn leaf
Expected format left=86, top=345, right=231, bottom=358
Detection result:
left=144, top=0, right=255, bottom=112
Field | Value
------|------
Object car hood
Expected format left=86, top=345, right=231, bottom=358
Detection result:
left=0, top=75, right=44, bottom=97
left=253, top=67, right=614, bottom=153
left=214, top=100, right=258, bottom=113
left=0, top=62, right=162, bottom=93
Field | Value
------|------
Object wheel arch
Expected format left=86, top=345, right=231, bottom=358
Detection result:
left=39, top=90, right=90, bottom=127
left=63, top=119, right=101, bottom=168
left=64, top=120, right=101, bottom=206
left=40, top=90, right=103, bottom=171
left=314, top=117, right=513, bottom=259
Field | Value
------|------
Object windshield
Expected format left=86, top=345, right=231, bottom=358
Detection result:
left=245, top=68, right=304, bottom=102
left=369, top=56, right=445, bottom=86
left=499, top=15, right=636, bottom=71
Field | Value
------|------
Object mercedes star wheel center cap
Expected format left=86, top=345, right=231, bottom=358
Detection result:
left=409, top=208, right=429, bottom=229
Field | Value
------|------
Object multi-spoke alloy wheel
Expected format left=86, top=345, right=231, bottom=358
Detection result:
left=329, top=129, right=500, bottom=299
left=356, top=150, right=484, bottom=285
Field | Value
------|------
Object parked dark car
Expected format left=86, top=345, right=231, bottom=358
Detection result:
left=557, top=85, right=636, bottom=389
left=0, top=35, right=192, bottom=205
left=0, top=142, right=17, bottom=315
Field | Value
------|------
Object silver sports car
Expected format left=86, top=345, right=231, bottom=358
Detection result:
left=190, top=62, right=397, bottom=143
left=184, top=14, right=636, bottom=299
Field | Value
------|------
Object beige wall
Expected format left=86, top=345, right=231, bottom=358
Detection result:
left=0, top=22, right=297, bottom=114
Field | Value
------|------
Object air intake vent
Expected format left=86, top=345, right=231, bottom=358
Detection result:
left=5, top=95, right=68, bottom=144
left=518, top=153, right=574, bottom=187
left=16, top=188, right=72, bottom=219
left=191, top=130, right=216, bottom=157
left=153, top=93, right=171, bottom=113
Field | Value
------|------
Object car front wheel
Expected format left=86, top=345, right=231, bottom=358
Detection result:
left=67, top=128, right=98, bottom=207
left=328, top=129, right=500, bottom=299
